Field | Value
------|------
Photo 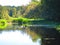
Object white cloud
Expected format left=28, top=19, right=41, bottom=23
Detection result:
left=0, top=0, right=31, bottom=6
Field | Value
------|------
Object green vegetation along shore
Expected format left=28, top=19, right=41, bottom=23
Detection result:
left=0, top=0, right=60, bottom=31
left=0, top=19, right=7, bottom=29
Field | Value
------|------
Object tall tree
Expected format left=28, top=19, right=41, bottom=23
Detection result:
left=12, top=8, right=17, bottom=18
left=0, top=6, right=2, bottom=19
left=16, top=6, right=26, bottom=17
left=0, top=6, right=10, bottom=20
left=40, top=0, right=60, bottom=21
left=23, top=1, right=40, bottom=18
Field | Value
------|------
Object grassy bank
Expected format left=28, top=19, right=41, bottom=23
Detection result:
left=0, top=18, right=60, bottom=31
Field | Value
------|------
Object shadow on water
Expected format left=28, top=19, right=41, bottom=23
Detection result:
left=26, top=26, right=60, bottom=45
left=0, top=24, right=60, bottom=45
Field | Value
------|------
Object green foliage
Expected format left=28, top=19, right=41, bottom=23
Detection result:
left=0, top=6, right=26, bottom=20
left=0, top=6, right=10, bottom=20
left=0, top=0, right=60, bottom=24
left=12, top=17, right=29, bottom=25
left=12, top=8, right=17, bottom=18
left=23, top=1, right=40, bottom=18
left=0, top=19, right=7, bottom=29
left=40, top=0, right=60, bottom=21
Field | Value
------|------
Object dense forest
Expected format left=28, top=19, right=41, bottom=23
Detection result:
left=0, top=0, right=40, bottom=20
left=0, top=0, right=60, bottom=21
left=0, top=0, right=60, bottom=30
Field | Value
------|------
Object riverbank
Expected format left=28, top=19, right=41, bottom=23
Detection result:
left=0, top=18, right=60, bottom=31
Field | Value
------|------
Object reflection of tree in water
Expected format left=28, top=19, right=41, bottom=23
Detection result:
left=26, top=26, right=60, bottom=45
left=0, top=30, right=3, bottom=34
left=25, top=27, right=41, bottom=42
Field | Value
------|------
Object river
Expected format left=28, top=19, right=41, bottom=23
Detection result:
left=0, top=24, right=60, bottom=45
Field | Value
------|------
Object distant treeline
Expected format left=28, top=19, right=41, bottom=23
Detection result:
left=0, top=0, right=60, bottom=21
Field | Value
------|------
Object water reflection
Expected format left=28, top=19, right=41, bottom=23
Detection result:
left=0, top=26, right=40, bottom=45
left=26, top=26, right=60, bottom=45
left=0, top=24, right=60, bottom=45
left=0, top=30, right=40, bottom=45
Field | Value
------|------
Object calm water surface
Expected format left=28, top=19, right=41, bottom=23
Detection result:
left=0, top=25, right=41, bottom=45
left=0, top=24, right=60, bottom=45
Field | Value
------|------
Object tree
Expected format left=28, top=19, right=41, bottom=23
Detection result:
left=23, top=1, right=40, bottom=19
left=40, top=0, right=60, bottom=21
left=12, top=8, right=17, bottom=18
left=0, top=6, right=10, bottom=20
left=0, top=6, right=2, bottom=19
left=16, top=6, right=26, bottom=17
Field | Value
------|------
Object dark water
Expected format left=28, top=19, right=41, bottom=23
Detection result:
left=0, top=24, right=60, bottom=45
left=27, top=26, right=60, bottom=45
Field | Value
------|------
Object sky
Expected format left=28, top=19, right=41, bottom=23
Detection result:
left=0, top=0, right=31, bottom=6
